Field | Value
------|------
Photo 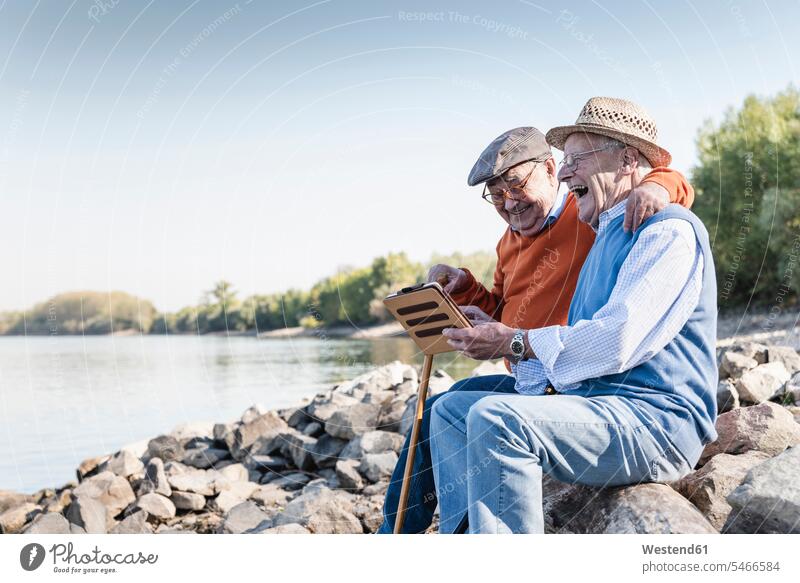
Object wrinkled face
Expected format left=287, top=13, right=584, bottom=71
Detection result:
left=486, top=158, right=559, bottom=237
left=557, top=133, right=624, bottom=227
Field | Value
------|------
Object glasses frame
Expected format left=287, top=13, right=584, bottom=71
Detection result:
left=558, top=142, right=625, bottom=173
left=481, top=159, right=545, bottom=206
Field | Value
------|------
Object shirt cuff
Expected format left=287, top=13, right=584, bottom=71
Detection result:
left=510, top=358, right=549, bottom=395
left=527, top=326, right=564, bottom=373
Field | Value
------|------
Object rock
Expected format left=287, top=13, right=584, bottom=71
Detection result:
left=167, top=469, right=216, bottom=496
left=788, top=405, right=800, bottom=424
left=250, top=484, right=291, bottom=508
left=268, top=472, right=311, bottom=490
left=72, top=471, right=136, bottom=518
left=170, top=491, right=206, bottom=511
left=281, top=432, right=318, bottom=471
left=138, top=457, right=172, bottom=497
left=724, top=445, right=800, bottom=533
left=735, top=362, right=790, bottom=403
left=66, top=497, right=107, bottom=533
left=228, top=411, right=290, bottom=460
left=22, top=512, right=71, bottom=534
left=216, top=462, right=250, bottom=484
left=427, top=369, right=455, bottom=396
left=310, top=434, right=348, bottom=468
left=548, top=483, right=716, bottom=534
left=325, top=403, right=381, bottom=439
left=728, top=342, right=768, bottom=364
left=259, top=523, right=309, bottom=534
left=783, top=372, right=800, bottom=405
left=341, top=430, right=404, bottom=459
left=0, top=502, right=42, bottom=533
left=716, top=379, right=739, bottom=414
left=306, top=392, right=360, bottom=424
left=220, top=501, right=272, bottom=534
left=720, top=351, right=757, bottom=378
left=700, top=402, right=800, bottom=463
left=470, top=360, right=509, bottom=376
left=243, top=454, right=288, bottom=472
left=767, top=345, right=800, bottom=375
left=273, top=488, right=363, bottom=534
left=362, top=481, right=389, bottom=496
left=182, top=447, right=231, bottom=469
left=0, top=490, right=33, bottom=514
left=241, top=404, right=270, bottom=424
left=211, top=481, right=260, bottom=513
left=99, top=450, right=144, bottom=478
left=213, top=422, right=233, bottom=443
left=672, top=450, right=770, bottom=530
left=302, top=421, right=324, bottom=437
left=77, top=454, right=110, bottom=482
left=352, top=494, right=385, bottom=533
left=145, top=435, right=185, bottom=463
left=335, top=459, right=365, bottom=490
left=109, top=509, right=153, bottom=534
left=135, top=493, right=176, bottom=521
left=359, top=452, right=398, bottom=483
left=170, top=421, right=215, bottom=441
left=377, top=398, right=408, bottom=432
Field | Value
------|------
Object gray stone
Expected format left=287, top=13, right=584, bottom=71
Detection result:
left=227, top=411, right=290, bottom=459
left=146, top=435, right=185, bottom=463
left=281, top=432, right=318, bottom=471
left=250, top=484, right=291, bottom=508
left=377, top=398, right=408, bottom=433
left=241, top=403, right=269, bottom=424
left=100, top=450, right=145, bottom=478
left=0, top=502, right=42, bottom=534
left=728, top=342, right=768, bottom=364
left=72, top=471, right=136, bottom=518
left=359, top=452, right=398, bottom=483
left=77, top=454, right=111, bottom=482
left=724, top=445, right=800, bottom=533
left=783, top=372, right=800, bottom=405
left=109, top=509, right=153, bottom=534
left=700, top=402, right=800, bottom=463
left=310, top=434, right=348, bottom=468
left=352, top=494, right=385, bottom=533
left=220, top=501, right=272, bottom=534
left=243, top=453, right=288, bottom=473
left=720, top=350, right=758, bottom=379
left=717, top=379, right=740, bottom=414
left=672, top=450, right=771, bottom=530
left=182, top=447, right=231, bottom=469
left=0, top=490, right=33, bottom=514
left=335, top=459, right=365, bottom=490
left=268, top=472, right=311, bottom=491
left=427, top=369, right=455, bottom=396
left=325, top=403, right=382, bottom=439
left=170, top=421, right=215, bottom=442
left=273, top=488, right=363, bottom=534
left=210, top=481, right=259, bottom=513
left=736, top=362, right=790, bottom=403
left=170, top=491, right=206, bottom=511
left=135, top=493, right=176, bottom=520
left=547, top=482, right=717, bottom=534
left=302, top=421, right=324, bottom=437
left=213, top=422, right=233, bottom=443
left=767, top=345, right=800, bottom=375
left=167, top=469, right=216, bottom=496
left=21, top=511, right=71, bottom=534
left=306, top=392, right=360, bottom=424
left=341, top=430, right=404, bottom=459
left=259, top=523, right=309, bottom=534
left=138, top=457, right=172, bottom=497
left=66, top=497, right=107, bottom=534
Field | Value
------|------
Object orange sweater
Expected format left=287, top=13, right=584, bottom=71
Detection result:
left=450, top=168, right=694, bottom=370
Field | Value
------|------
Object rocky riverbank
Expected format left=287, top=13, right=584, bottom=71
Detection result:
left=2, top=343, right=800, bottom=535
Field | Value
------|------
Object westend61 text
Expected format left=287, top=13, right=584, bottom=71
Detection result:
left=49, top=543, right=158, bottom=566
left=642, top=544, right=708, bottom=555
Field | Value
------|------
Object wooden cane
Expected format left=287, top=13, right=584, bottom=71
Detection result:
left=393, top=353, right=434, bottom=533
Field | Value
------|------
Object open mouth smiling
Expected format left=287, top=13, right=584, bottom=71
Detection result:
left=571, top=185, right=589, bottom=198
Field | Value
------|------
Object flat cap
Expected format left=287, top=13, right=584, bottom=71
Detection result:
left=467, top=127, right=552, bottom=186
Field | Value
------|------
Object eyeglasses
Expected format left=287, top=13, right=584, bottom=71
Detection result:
left=558, top=142, right=624, bottom=173
left=481, top=160, right=542, bottom=206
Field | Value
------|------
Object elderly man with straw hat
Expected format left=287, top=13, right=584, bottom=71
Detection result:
left=430, top=97, right=718, bottom=533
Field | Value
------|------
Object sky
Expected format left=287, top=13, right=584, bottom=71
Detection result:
left=0, top=0, right=797, bottom=312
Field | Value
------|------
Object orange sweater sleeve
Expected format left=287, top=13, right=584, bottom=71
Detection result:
left=641, top=167, right=695, bottom=208
left=449, top=250, right=505, bottom=320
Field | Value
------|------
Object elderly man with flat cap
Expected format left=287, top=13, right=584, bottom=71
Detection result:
left=378, top=107, right=695, bottom=533
left=429, top=97, right=718, bottom=533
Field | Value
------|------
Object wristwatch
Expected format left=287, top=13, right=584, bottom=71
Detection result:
left=509, top=329, right=526, bottom=364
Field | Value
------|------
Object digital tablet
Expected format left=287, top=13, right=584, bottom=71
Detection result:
left=383, top=282, right=473, bottom=355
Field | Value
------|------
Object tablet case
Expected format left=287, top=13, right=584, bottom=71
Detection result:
left=383, top=282, right=473, bottom=355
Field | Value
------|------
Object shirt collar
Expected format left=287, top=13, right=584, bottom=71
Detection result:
left=509, top=187, right=568, bottom=234
left=595, top=199, right=628, bottom=234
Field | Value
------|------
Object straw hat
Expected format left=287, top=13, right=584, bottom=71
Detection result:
left=546, top=97, right=671, bottom=167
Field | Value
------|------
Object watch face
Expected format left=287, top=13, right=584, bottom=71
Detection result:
left=511, top=339, right=524, bottom=354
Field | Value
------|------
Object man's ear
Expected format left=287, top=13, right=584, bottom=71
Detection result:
left=544, top=157, right=558, bottom=185
left=618, top=147, right=639, bottom=176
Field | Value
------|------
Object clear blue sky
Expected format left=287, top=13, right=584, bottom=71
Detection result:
left=0, top=0, right=797, bottom=311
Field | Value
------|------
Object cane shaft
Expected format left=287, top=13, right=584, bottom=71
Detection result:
left=394, top=354, right=434, bottom=534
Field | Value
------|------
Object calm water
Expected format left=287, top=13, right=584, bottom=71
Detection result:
left=0, top=335, right=480, bottom=494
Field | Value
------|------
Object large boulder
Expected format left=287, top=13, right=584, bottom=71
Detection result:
left=359, top=452, right=398, bottom=483
left=717, top=379, right=740, bottom=414
left=170, top=491, right=206, bottom=511
left=138, top=457, right=172, bottom=497
left=228, top=411, right=290, bottom=459
left=145, top=435, right=185, bottom=463
left=166, top=469, right=216, bottom=496
left=22, top=512, right=71, bottom=534
left=735, top=362, right=790, bottom=403
left=305, top=393, right=359, bottom=424
left=272, top=488, right=362, bottom=534
left=672, top=450, right=770, bottom=530
left=66, top=497, right=107, bottom=534
left=134, top=493, right=176, bottom=521
left=720, top=350, right=758, bottom=378
left=341, top=430, right=404, bottom=459
left=281, top=432, right=318, bottom=471
left=700, top=402, right=800, bottom=463
left=724, top=445, right=800, bottom=533
left=325, top=403, right=382, bottom=440
left=109, top=509, right=153, bottom=534
left=99, top=450, right=144, bottom=478
left=767, top=345, right=800, bottom=375
left=309, top=434, right=348, bottom=468
left=335, top=459, right=365, bottom=490
left=72, top=471, right=136, bottom=518
left=220, top=501, right=272, bottom=534
left=547, top=482, right=717, bottom=534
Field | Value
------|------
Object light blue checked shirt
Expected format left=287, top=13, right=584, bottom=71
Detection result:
left=510, top=200, right=704, bottom=395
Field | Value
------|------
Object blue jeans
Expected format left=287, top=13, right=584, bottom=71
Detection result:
left=376, top=374, right=517, bottom=534
left=430, top=391, right=696, bottom=533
